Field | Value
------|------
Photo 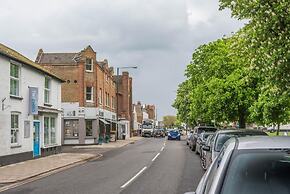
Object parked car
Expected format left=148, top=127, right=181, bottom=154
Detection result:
left=186, top=136, right=290, bottom=194
left=200, top=129, right=267, bottom=170
left=195, top=132, right=215, bottom=155
left=153, top=129, right=165, bottom=138
left=189, top=126, right=217, bottom=151
left=200, top=134, right=214, bottom=170
left=168, top=130, right=181, bottom=140
left=186, top=131, right=193, bottom=145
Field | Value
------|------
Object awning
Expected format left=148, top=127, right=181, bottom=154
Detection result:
left=106, top=119, right=117, bottom=124
left=99, top=118, right=109, bottom=125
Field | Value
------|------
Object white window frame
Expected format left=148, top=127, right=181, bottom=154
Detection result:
left=44, top=76, right=51, bottom=104
left=99, top=88, right=103, bottom=104
left=44, top=116, right=57, bottom=146
left=11, top=112, right=20, bottom=146
left=10, top=62, right=21, bottom=97
left=86, top=86, right=94, bottom=102
left=85, top=58, right=93, bottom=72
left=112, top=96, right=115, bottom=110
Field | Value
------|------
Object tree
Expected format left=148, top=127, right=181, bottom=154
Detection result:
left=220, top=0, right=290, bottom=130
left=163, top=115, right=177, bottom=128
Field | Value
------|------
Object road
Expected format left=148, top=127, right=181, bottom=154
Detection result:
left=2, top=138, right=204, bottom=194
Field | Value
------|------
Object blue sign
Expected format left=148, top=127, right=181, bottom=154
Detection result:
left=29, top=87, right=38, bottom=115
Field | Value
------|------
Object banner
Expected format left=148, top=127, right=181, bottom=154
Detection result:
left=29, top=87, right=38, bottom=115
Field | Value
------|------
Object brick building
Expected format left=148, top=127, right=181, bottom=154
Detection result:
left=145, top=104, right=156, bottom=120
left=36, top=46, right=117, bottom=144
left=114, top=72, right=133, bottom=139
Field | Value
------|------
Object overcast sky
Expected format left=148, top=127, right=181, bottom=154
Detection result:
left=0, top=0, right=244, bottom=120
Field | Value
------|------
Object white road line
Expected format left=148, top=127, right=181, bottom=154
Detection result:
left=152, top=153, right=160, bottom=162
left=120, top=166, right=147, bottom=189
left=160, top=146, right=164, bottom=152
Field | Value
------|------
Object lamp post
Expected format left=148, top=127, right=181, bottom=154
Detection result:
left=116, top=66, right=137, bottom=140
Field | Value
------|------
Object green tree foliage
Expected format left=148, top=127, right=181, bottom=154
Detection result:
left=174, top=0, right=290, bottom=129
left=220, top=0, right=290, bottom=130
left=163, top=115, right=177, bottom=128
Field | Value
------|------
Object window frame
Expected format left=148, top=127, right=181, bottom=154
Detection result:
left=11, top=112, right=20, bottom=146
left=44, top=116, right=57, bottom=146
left=85, top=119, right=93, bottom=137
left=86, top=86, right=94, bottom=102
left=44, top=76, right=51, bottom=104
left=99, top=88, right=103, bottom=105
left=85, top=58, right=93, bottom=72
left=10, top=62, right=21, bottom=97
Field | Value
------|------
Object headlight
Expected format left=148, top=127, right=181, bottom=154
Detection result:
left=177, top=134, right=180, bottom=136
left=168, top=133, right=171, bottom=136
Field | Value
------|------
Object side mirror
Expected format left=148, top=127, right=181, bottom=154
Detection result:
left=202, top=145, right=210, bottom=152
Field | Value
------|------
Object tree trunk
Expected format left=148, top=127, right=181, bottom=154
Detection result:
left=276, top=123, right=280, bottom=136
left=238, top=109, right=246, bottom=129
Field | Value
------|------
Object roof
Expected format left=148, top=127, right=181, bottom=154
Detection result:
left=37, top=53, right=79, bottom=64
left=230, top=136, right=290, bottom=150
left=216, top=129, right=267, bottom=135
left=0, top=43, right=64, bottom=82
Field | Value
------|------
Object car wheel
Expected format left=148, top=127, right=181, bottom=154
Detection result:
left=200, top=157, right=207, bottom=171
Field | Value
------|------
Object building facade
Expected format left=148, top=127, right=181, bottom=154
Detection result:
left=0, top=43, right=63, bottom=166
left=115, top=72, right=133, bottom=139
left=36, top=46, right=117, bottom=144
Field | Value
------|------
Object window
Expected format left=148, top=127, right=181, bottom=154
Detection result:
left=86, top=87, right=93, bottom=102
left=85, top=58, right=93, bottom=71
left=86, top=120, right=93, bottom=136
left=108, top=93, right=110, bottom=107
left=64, top=120, right=79, bottom=137
left=44, top=77, right=51, bottom=104
left=112, top=96, right=115, bottom=109
left=11, top=113, right=20, bottom=144
left=44, top=117, right=57, bottom=145
left=99, top=88, right=103, bottom=104
left=105, top=92, right=108, bottom=106
left=10, top=63, right=20, bottom=96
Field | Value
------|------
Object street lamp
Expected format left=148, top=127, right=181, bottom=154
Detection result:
left=116, top=66, right=137, bottom=140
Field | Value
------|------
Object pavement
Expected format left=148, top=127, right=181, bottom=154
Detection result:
left=0, top=153, right=96, bottom=184
left=1, top=137, right=204, bottom=194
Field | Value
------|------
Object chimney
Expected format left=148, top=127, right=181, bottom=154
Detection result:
left=35, top=48, right=43, bottom=63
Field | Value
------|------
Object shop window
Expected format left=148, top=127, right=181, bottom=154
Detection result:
left=64, top=120, right=79, bottom=137
left=44, top=117, right=57, bottom=145
left=86, top=120, right=93, bottom=136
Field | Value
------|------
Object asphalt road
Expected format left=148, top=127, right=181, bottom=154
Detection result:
left=2, top=138, right=204, bottom=194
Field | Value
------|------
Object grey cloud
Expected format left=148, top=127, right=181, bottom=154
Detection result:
left=0, top=0, right=243, bottom=119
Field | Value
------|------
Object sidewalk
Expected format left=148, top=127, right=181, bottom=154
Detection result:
left=73, top=136, right=144, bottom=149
left=0, top=153, right=96, bottom=184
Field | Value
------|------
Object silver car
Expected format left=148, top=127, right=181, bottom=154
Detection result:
left=186, top=136, right=290, bottom=194
left=201, top=129, right=267, bottom=169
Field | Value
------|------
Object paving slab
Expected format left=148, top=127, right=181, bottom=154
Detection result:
left=0, top=153, right=96, bottom=184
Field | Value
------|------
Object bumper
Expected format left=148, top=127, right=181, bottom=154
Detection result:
left=168, top=136, right=181, bottom=140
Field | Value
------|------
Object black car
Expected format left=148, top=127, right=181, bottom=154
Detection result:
left=189, top=126, right=217, bottom=151
left=153, top=129, right=165, bottom=138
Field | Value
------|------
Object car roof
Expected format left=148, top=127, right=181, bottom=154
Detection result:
left=227, top=136, right=290, bottom=150
left=216, top=129, right=266, bottom=135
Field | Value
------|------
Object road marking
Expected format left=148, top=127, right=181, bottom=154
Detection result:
left=160, top=146, right=164, bottom=152
left=120, top=166, right=147, bottom=189
left=152, top=153, right=160, bottom=162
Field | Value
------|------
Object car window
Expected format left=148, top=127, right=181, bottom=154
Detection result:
left=214, top=134, right=235, bottom=152
left=203, top=148, right=226, bottom=193
left=221, top=150, right=290, bottom=194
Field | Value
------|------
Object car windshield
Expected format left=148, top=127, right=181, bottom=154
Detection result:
left=202, top=133, right=212, bottom=141
left=197, top=128, right=217, bottom=134
left=221, top=150, right=290, bottom=194
left=214, top=132, right=266, bottom=152
left=142, top=125, right=153, bottom=129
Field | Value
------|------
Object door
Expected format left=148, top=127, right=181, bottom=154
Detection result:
left=33, top=121, right=41, bottom=157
